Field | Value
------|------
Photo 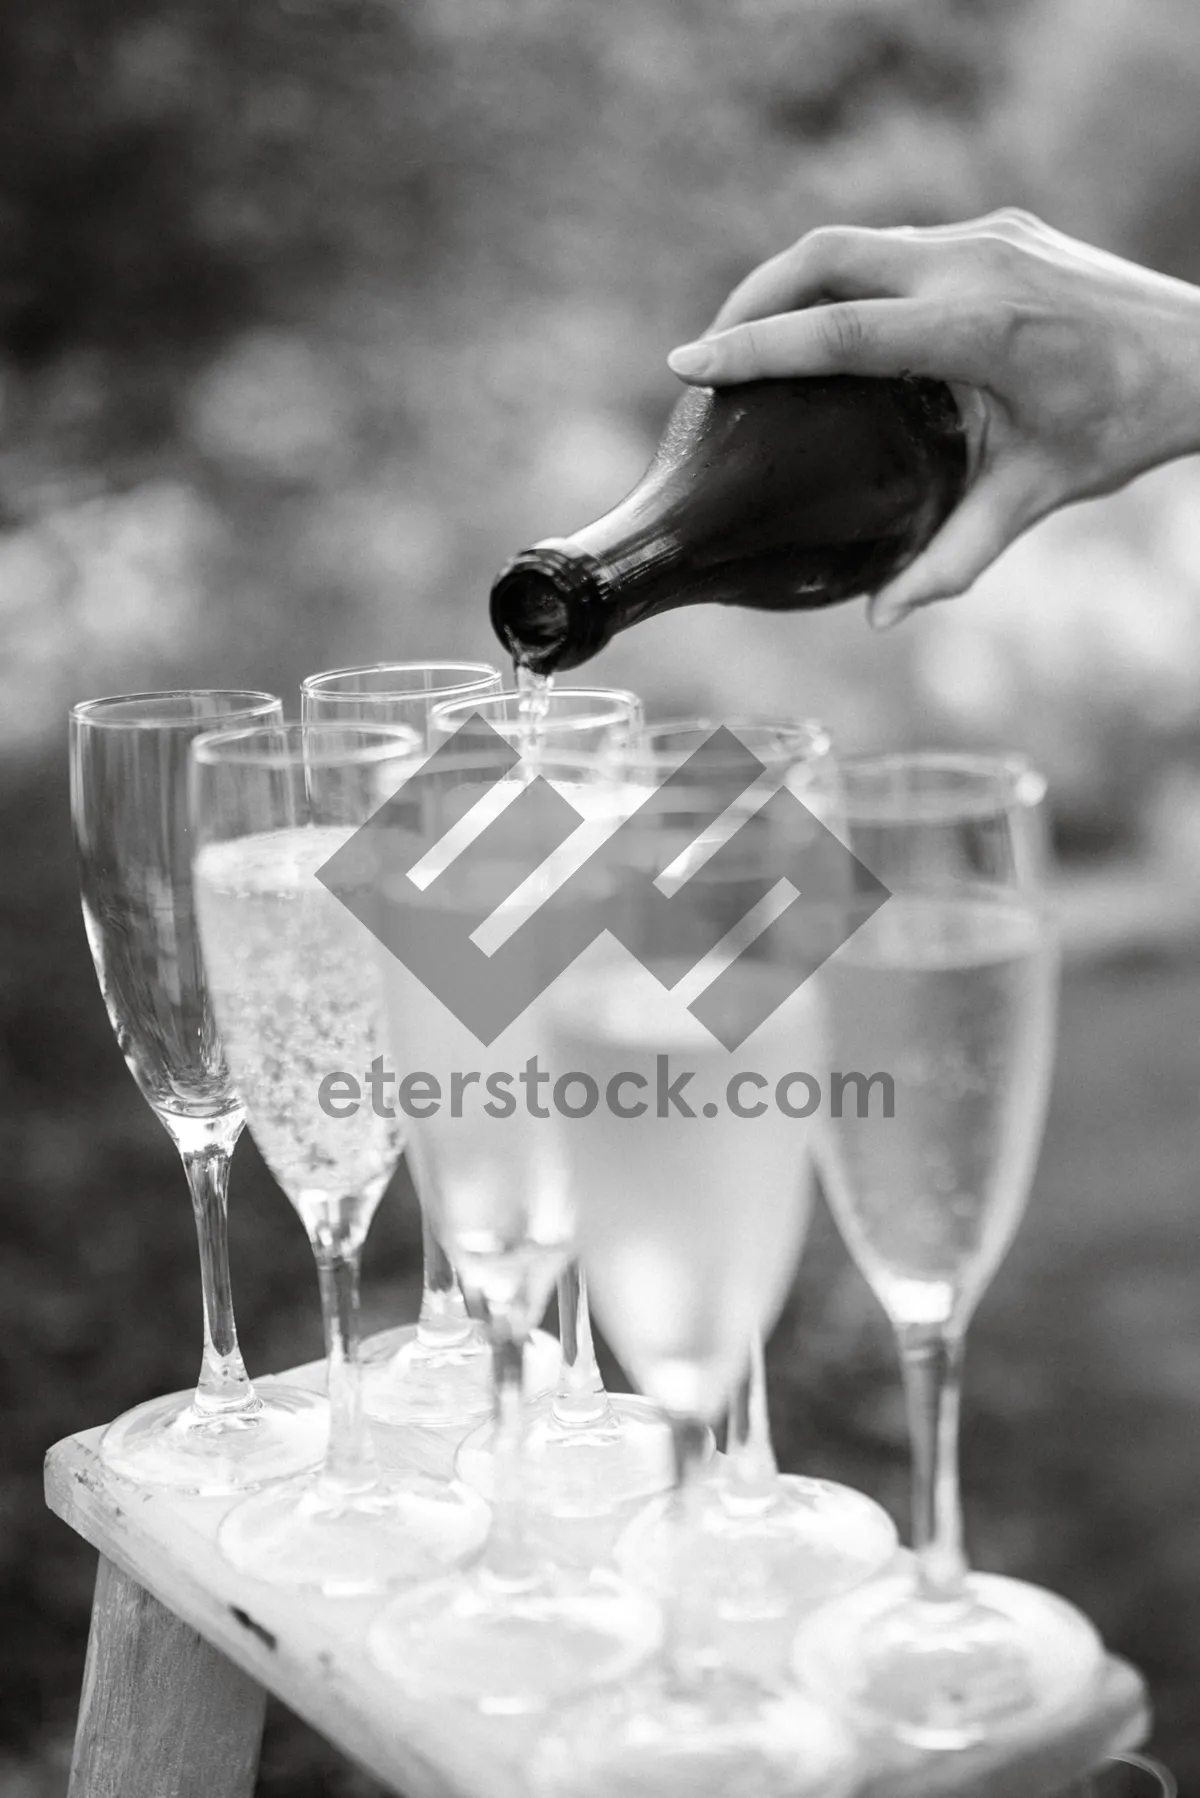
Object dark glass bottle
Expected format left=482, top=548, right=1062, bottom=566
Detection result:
left=489, top=374, right=968, bottom=675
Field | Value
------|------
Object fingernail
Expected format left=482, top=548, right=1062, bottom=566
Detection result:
left=667, top=341, right=715, bottom=379
left=869, top=595, right=909, bottom=632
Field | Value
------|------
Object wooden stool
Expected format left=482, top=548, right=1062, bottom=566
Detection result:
left=46, top=1359, right=1151, bottom=1798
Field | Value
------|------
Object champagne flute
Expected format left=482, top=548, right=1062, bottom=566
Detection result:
left=611, top=722, right=898, bottom=1638
left=428, top=687, right=677, bottom=1525
left=791, top=752, right=1105, bottom=1747
left=190, top=721, right=490, bottom=1593
left=70, top=691, right=328, bottom=1494
left=531, top=728, right=859, bottom=1797
left=367, top=728, right=660, bottom=1712
left=300, top=659, right=535, bottom=1430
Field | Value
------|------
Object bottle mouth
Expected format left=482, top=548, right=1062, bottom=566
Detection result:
left=488, top=542, right=608, bottom=675
left=490, top=570, right=571, bottom=671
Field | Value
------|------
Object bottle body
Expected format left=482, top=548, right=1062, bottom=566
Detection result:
left=490, top=374, right=968, bottom=675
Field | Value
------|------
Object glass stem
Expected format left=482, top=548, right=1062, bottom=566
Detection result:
left=898, top=1322, right=968, bottom=1601
left=174, top=1114, right=256, bottom=1419
left=314, top=1221, right=377, bottom=1497
left=663, top=1416, right=713, bottom=1693
left=726, top=1334, right=778, bottom=1501
left=551, top=1263, right=610, bottom=1427
left=407, top=1137, right=472, bottom=1351
left=481, top=1319, right=536, bottom=1584
left=416, top=1208, right=473, bottom=1351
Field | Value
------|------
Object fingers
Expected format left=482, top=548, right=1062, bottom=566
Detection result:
left=707, top=211, right=1053, bottom=339
left=709, top=226, right=927, bottom=333
left=868, top=462, right=1043, bottom=628
left=891, top=206, right=1049, bottom=244
left=668, top=299, right=956, bottom=385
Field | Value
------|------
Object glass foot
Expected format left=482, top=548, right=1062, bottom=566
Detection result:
left=456, top=1392, right=675, bottom=1517
left=618, top=1472, right=899, bottom=1622
left=369, top=1560, right=660, bottom=1715
left=531, top=1664, right=858, bottom=1798
left=791, top=1569, right=1107, bottom=1750
left=218, top=1468, right=489, bottom=1597
left=362, top=1324, right=560, bottom=1429
left=1065, top=1756, right=1177, bottom=1798
left=99, top=1379, right=328, bottom=1497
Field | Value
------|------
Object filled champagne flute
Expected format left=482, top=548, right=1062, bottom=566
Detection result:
left=791, top=752, right=1105, bottom=1748
left=367, top=727, right=660, bottom=1712
left=531, top=727, right=859, bottom=1798
left=299, top=659, right=536, bottom=1430
left=70, top=691, right=328, bottom=1493
left=428, top=687, right=677, bottom=1526
left=190, top=721, right=489, bottom=1593
left=611, top=723, right=898, bottom=1641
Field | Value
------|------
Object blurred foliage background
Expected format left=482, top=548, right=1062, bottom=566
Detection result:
left=4, top=0, right=1200, bottom=1791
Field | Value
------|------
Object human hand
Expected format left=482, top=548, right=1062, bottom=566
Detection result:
left=668, top=213, right=1200, bottom=627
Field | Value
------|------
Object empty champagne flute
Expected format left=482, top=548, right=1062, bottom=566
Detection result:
left=430, top=685, right=643, bottom=758
left=70, top=691, right=328, bottom=1494
left=532, top=728, right=861, bottom=1797
left=791, top=752, right=1105, bottom=1747
left=429, top=687, right=676, bottom=1523
left=613, top=722, right=898, bottom=1633
left=190, top=721, right=490, bottom=1593
left=300, top=659, right=518, bottom=1429
left=366, top=730, right=660, bottom=1711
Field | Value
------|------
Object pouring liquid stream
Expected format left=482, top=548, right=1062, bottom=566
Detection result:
left=515, top=662, right=553, bottom=759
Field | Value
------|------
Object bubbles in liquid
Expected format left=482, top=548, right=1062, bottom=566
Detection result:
left=195, top=826, right=404, bottom=1228
left=815, top=893, right=1056, bottom=1328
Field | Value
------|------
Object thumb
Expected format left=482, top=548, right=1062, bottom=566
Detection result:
left=868, top=465, right=1041, bottom=630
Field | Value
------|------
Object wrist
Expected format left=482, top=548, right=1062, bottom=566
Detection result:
left=1156, top=281, right=1200, bottom=462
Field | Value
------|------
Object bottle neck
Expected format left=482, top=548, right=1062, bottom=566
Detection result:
left=488, top=540, right=614, bottom=675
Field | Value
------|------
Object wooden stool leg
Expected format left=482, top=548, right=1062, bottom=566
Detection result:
left=68, top=1556, right=266, bottom=1798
